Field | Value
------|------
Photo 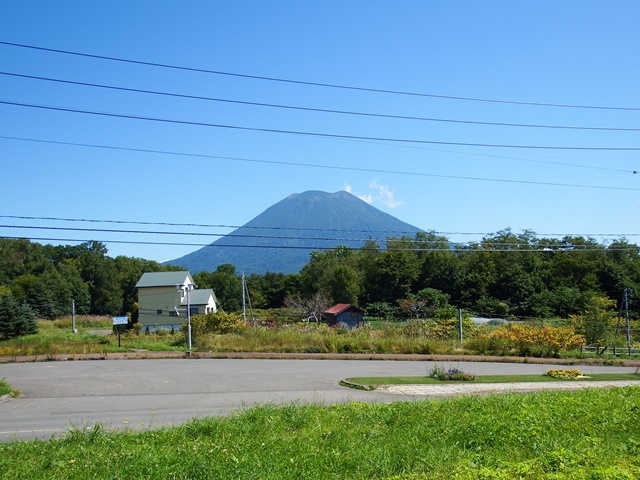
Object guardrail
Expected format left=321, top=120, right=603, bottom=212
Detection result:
left=581, top=346, right=640, bottom=357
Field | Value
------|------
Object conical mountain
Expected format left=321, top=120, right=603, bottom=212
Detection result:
left=166, top=190, right=423, bottom=274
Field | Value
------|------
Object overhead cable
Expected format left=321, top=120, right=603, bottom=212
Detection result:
left=1, top=223, right=637, bottom=249
left=2, top=71, right=639, bottom=132
left=3, top=100, right=640, bottom=152
left=3, top=135, right=637, bottom=177
left=2, top=235, right=638, bottom=253
left=2, top=40, right=640, bottom=111
left=1, top=135, right=639, bottom=189
left=6, top=214, right=640, bottom=238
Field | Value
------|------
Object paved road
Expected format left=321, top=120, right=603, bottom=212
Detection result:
left=0, top=358, right=635, bottom=442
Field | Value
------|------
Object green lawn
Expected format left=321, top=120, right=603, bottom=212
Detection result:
left=344, top=372, right=640, bottom=388
left=2, top=387, right=640, bottom=479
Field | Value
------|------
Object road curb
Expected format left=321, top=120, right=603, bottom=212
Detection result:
left=1, top=351, right=639, bottom=366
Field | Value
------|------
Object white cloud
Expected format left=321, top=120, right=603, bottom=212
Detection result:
left=343, top=181, right=401, bottom=207
left=369, top=180, right=402, bottom=208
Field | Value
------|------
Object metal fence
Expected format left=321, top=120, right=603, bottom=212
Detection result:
left=581, top=346, right=640, bottom=357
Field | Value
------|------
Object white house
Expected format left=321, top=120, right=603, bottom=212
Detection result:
left=135, top=271, right=217, bottom=331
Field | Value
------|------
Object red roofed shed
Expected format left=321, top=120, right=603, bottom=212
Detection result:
left=324, top=303, right=365, bottom=329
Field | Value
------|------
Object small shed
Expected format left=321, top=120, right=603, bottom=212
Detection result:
left=324, top=303, right=365, bottom=329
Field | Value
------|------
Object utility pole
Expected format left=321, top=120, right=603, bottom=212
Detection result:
left=242, top=273, right=246, bottom=323
left=624, top=288, right=631, bottom=346
left=72, top=299, right=76, bottom=334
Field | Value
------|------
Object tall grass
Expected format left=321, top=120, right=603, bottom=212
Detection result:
left=0, top=377, right=14, bottom=396
left=0, top=319, right=603, bottom=358
left=2, top=387, right=640, bottom=478
left=196, top=323, right=453, bottom=355
left=0, top=319, right=185, bottom=356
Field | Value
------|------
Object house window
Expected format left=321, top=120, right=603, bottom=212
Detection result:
left=169, top=311, right=178, bottom=317
left=190, top=306, right=199, bottom=316
left=157, top=309, right=163, bottom=315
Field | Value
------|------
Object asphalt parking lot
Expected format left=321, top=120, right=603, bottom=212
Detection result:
left=1, top=358, right=637, bottom=441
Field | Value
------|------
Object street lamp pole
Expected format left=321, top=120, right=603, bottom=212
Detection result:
left=186, top=285, right=192, bottom=353
left=177, top=284, right=195, bottom=354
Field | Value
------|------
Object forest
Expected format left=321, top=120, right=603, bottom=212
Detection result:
left=0, top=228, right=639, bottom=323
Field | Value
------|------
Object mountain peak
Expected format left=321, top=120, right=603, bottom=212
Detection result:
left=166, top=190, right=423, bottom=274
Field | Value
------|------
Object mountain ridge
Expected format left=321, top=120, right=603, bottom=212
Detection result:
left=165, top=190, right=423, bottom=274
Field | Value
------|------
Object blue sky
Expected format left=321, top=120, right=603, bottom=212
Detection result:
left=1, top=1, right=640, bottom=262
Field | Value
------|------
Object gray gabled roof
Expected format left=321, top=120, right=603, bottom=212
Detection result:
left=135, top=271, right=194, bottom=288
left=182, top=289, right=216, bottom=306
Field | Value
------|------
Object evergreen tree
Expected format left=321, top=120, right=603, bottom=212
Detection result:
left=0, top=295, right=38, bottom=339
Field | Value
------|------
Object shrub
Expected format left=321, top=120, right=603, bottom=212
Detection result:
left=401, top=317, right=474, bottom=341
left=471, top=323, right=584, bottom=357
left=428, top=365, right=476, bottom=381
left=545, top=369, right=586, bottom=379
left=188, top=311, right=247, bottom=337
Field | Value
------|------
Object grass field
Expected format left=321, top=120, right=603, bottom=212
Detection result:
left=2, top=387, right=640, bottom=479
left=0, top=318, right=185, bottom=357
left=344, top=373, right=640, bottom=389
left=1, top=318, right=638, bottom=362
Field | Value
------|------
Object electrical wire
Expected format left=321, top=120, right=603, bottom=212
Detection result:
left=343, top=137, right=640, bottom=174
left=3, top=101, right=640, bottom=152
left=3, top=71, right=640, bottom=133
left=1, top=234, right=637, bottom=253
left=6, top=214, right=640, bottom=238
left=0, top=224, right=400, bottom=244
left=2, top=40, right=640, bottom=111
left=1, top=135, right=638, bottom=190
left=0, top=135, right=639, bottom=182
left=2, top=224, right=638, bottom=248
left=0, top=214, right=421, bottom=236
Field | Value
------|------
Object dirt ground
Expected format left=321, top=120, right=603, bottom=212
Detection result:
left=2, top=350, right=639, bottom=365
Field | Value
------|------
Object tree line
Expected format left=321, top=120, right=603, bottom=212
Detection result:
left=0, top=228, right=639, bottom=323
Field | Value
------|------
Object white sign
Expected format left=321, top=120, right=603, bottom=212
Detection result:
left=112, top=316, right=129, bottom=325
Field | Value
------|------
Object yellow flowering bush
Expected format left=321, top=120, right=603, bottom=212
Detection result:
left=187, top=311, right=247, bottom=337
left=473, top=323, right=585, bottom=357
left=545, top=369, right=586, bottom=379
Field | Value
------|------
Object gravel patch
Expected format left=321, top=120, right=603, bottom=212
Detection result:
left=377, top=380, right=640, bottom=397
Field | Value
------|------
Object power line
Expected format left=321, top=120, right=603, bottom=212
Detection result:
left=2, top=40, right=640, bottom=111
left=344, top=137, right=639, bottom=175
left=2, top=223, right=638, bottom=249
left=1, top=135, right=638, bottom=189
left=3, top=71, right=640, bottom=133
left=3, top=100, right=640, bottom=152
left=2, top=235, right=638, bottom=253
left=3, top=133, right=637, bottom=178
left=4, top=214, right=640, bottom=239
left=0, top=214, right=422, bottom=236
left=0, top=224, right=402, bottom=244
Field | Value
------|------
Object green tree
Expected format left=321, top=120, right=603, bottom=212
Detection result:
left=570, top=295, right=616, bottom=345
left=64, top=242, right=122, bottom=315
left=0, top=294, right=37, bottom=339
left=399, top=288, right=451, bottom=320
left=194, top=264, right=242, bottom=312
left=364, top=238, right=419, bottom=304
left=327, top=264, right=360, bottom=305
left=246, top=272, right=297, bottom=309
